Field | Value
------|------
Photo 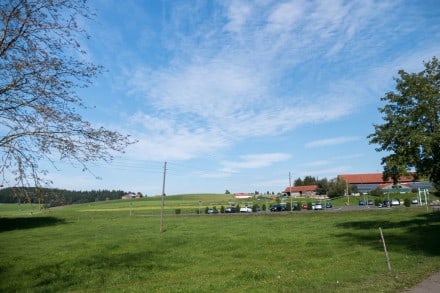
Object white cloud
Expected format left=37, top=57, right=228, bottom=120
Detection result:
left=87, top=0, right=438, bottom=189
left=224, top=1, right=252, bottom=33
left=221, top=153, right=292, bottom=171
left=305, top=136, right=361, bottom=148
left=266, top=1, right=306, bottom=32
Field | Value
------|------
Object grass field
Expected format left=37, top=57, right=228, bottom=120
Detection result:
left=1, top=194, right=440, bottom=292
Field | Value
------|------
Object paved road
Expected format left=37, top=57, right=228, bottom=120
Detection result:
left=405, top=271, right=440, bottom=292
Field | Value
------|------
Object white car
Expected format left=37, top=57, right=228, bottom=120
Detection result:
left=314, top=203, right=323, bottom=210
left=391, top=199, right=400, bottom=206
left=240, top=206, right=252, bottom=213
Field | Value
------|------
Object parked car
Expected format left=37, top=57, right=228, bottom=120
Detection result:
left=325, top=202, right=332, bottom=208
left=367, top=200, right=373, bottom=205
left=358, top=200, right=365, bottom=206
left=270, top=205, right=286, bottom=212
left=302, top=203, right=308, bottom=209
left=314, top=203, right=323, bottom=210
left=225, top=207, right=237, bottom=213
left=240, top=206, right=252, bottom=213
left=411, top=199, right=418, bottom=204
left=382, top=200, right=390, bottom=207
left=208, top=208, right=218, bottom=214
left=391, top=199, right=400, bottom=206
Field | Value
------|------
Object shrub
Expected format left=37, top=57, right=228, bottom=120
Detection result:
left=220, top=205, right=225, bottom=213
left=374, top=198, right=382, bottom=206
left=307, top=202, right=313, bottom=210
left=370, top=189, right=384, bottom=197
left=175, top=208, right=181, bottom=214
left=404, top=198, right=411, bottom=207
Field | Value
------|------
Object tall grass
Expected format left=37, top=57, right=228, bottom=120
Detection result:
left=1, top=198, right=440, bottom=292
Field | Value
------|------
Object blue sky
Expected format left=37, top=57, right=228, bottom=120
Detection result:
left=46, top=0, right=439, bottom=195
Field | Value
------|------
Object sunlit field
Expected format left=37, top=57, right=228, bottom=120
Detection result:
left=1, top=194, right=440, bottom=292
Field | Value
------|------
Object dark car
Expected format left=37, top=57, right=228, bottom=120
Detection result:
left=225, top=207, right=237, bottom=213
left=382, top=200, right=390, bottom=207
left=270, top=205, right=286, bottom=212
left=358, top=200, right=365, bottom=206
left=325, top=202, right=332, bottom=208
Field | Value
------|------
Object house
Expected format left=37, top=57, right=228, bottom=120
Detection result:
left=234, top=193, right=253, bottom=199
left=121, top=192, right=140, bottom=200
left=283, top=185, right=317, bottom=197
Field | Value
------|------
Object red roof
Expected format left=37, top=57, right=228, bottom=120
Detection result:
left=284, top=185, right=317, bottom=193
left=338, top=173, right=415, bottom=184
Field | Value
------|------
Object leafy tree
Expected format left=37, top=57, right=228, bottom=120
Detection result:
left=294, top=176, right=318, bottom=186
left=0, top=0, right=134, bottom=187
left=303, top=176, right=317, bottom=186
left=368, top=57, right=440, bottom=189
left=327, top=178, right=347, bottom=198
left=294, top=177, right=303, bottom=186
left=316, top=178, right=329, bottom=195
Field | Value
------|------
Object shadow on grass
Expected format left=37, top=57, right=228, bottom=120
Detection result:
left=335, top=212, right=440, bottom=256
left=0, top=216, right=66, bottom=232
left=29, top=251, right=163, bottom=291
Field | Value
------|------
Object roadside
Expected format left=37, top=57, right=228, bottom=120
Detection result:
left=405, top=271, right=440, bottom=292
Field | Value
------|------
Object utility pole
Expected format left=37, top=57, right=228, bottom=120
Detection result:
left=160, top=161, right=167, bottom=233
left=289, top=172, right=293, bottom=210
left=289, top=172, right=292, bottom=195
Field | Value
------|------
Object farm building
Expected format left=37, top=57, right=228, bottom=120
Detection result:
left=234, top=193, right=253, bottom=199
left=283, top=185, right=317, bottom=197
left=338, top=173, right=432, bottom=193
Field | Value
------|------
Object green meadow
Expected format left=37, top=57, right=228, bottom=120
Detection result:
left=1, top=194, right=440, bottom=292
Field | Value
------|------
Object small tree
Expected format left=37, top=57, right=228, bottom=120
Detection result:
left=327, top=178, right=347, bottom=198
left=316, top=178, right=329, bottom=195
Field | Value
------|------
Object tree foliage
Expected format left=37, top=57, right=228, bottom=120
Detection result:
left=0, top=186, right=126, bottom=207
left=294, top=176, right=317, bottom=186
left=368, top=57, right=440, bottom=189
left=327, top=178, right=347, bottom=198
left=0, top=0, right=134, bottom=186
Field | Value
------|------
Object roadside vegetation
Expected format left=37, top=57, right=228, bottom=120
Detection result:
left=1, top=193, right=440, bottom=292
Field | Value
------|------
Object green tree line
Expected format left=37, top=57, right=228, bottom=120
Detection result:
left=0, top=187, right=127, bottom=207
